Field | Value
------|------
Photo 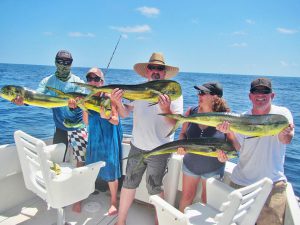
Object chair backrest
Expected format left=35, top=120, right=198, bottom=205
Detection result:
left=14, top=130, right=50, bottom=201
left=14, top=130, right=104, bottom=209
left=215, top=177, right=273, bottom=225
left=149, top=195, right=188, bottom=225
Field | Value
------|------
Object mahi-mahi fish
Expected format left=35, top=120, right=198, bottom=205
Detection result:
left=0, top=85, right=68, bottom=108
left=72, top=80, right=182, bottom=104
left=160, top=112, right=289, bottom=137
left=124, top=138, right=237, bottom=164
left=46, top=86, right=112, bottom=116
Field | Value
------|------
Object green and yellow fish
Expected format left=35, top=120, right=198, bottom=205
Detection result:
left=124, top=138, right=237, bottom=167
left=46, top=86, right=112, bottom=117
left=0, top=85, right=68, bottom=108
left=72, top=80, right=182, bottom=104
left=160, top=112, right=289, bottom=137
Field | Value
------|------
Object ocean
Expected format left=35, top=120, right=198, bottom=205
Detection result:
left=0, top=63, right=299, bottom=196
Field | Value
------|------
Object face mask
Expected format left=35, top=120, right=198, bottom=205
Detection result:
left=55, top=62, right=71, bottom=81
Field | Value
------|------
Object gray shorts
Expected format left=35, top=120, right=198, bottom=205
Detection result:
left=123, top=143, right=170, bottom=195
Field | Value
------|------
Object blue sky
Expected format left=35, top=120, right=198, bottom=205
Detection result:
left=0, top=0, right=299, bottom=77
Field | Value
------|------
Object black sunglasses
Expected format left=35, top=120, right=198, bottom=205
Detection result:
left=56, top=58, right=72, bottom=66
left=250, top=88, right=271, bottom=94
left=86, top=76, right=103, bottom=82
left=147, top=64, right=165, bottom=71
left=198, top=91, right=211, bottom=96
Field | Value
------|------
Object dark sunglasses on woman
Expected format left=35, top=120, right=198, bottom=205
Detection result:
left=86, top=76, right=103, bottom=82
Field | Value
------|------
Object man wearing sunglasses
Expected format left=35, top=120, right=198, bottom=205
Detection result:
left=12, top=50, right=84, bottom=162
left=217, top=78, right=294, bottom=225
left=112, top=52, right=183, bottom=225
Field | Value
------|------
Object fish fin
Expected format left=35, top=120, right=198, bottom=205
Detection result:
left=75, top=93, right=95, bottom=112
left=245, top=136, right=259, bottom=139
left=46, top=86, right=67, bottom=98
left=166, top=121, right=181, bottom=137
left=147, top=88, right=163, bottom=106
left=148, top=102, right=158, bottom=106
left=71, top=82, right=99, bottom=93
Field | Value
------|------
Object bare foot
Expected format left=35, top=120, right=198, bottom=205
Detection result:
left=108, top=204, right=118, bottom=216
left=72, top=201, right=81, bottom=213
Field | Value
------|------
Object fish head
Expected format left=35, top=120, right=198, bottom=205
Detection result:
left=161, top=81, right=182, bottom=99
left=0, top=85, right=25, bottom=101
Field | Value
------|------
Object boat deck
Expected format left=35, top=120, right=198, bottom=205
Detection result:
left=0, top=190, right=155, bottom=225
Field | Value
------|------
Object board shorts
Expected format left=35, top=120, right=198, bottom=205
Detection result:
left=122, top=143, right=170, bottom=195
left=68, top=128, right=88, bottom=163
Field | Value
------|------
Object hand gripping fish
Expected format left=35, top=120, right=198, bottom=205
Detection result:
left=160, top=112, right=289, bottom=138
left=72, top=80, right=182, bottom=105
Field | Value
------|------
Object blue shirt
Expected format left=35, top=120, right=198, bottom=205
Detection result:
left=36, top=73, right=84, bottom=131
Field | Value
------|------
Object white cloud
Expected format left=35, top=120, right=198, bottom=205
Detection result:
left=136, top=6, right=160, bottom=17
left=121, top=34, right=128, bottom=39
left=280, top=60, right=299, bottom=67
left=277, top=27, right=298, bottom=34
left=68, top=32, right=95, bottom=38
left=246, top=19, right=255, bottom=25
left=280, top=61, right=288, bottom=67
left=232, top=31, right=247, bottom=35
left=110, top=25, right=151, bottom=33
left=43, top=32, right=54, bottom=36
left=230, top=42, right=248, bottom=48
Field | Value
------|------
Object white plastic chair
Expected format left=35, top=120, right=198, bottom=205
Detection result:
left=150, top=177, right=273, bottom=225
left=14, top=130, right=105, bottom=225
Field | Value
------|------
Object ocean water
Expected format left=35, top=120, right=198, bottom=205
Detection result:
left=0, top=63, right=299, bottom=196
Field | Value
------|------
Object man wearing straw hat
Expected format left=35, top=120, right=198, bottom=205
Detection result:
left=111, top=52, right=183, bottom=225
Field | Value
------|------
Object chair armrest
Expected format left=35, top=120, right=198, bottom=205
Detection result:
left=206, top=177, right=234, bottom=210
left=149, top=195, right=187, bottom=223
left=44, top=143, right=66, bottom=163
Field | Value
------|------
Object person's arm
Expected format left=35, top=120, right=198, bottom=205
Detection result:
left=216, top=121, right=241, bottom=163
left=110, top=88, right=133, bottom=118
left=177, top=108, right=191, bottom=155
left=278, top=123, right=294, bottom=144
left=159, top=94, right=183, bottom=126
left=83, top=111, right=89, bottom=125
left=178, top=107, right=191, bottom=140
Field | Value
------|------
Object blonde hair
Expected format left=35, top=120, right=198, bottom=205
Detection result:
left=212, top=97, right=230, bottom=112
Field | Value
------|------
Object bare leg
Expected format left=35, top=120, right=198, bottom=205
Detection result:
left=201, top=179, right=207, bottom=204
left=108, top=180, right=119, bottom=216
left=179, top=174, right=200, bottom=212
left=72, top=161, right=85, bottom=212
left=114, top=187, right=136, bottom=225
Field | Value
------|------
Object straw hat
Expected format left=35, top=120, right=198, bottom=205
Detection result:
left=133, top=52, right=179, bottom=79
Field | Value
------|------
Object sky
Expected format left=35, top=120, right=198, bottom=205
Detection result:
left=0, top=0, right=300, bottom=77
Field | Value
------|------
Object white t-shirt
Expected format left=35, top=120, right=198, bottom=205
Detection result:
left=231, top=105, right=293, bottom=185
left=126, top=96, right=183, bottom=151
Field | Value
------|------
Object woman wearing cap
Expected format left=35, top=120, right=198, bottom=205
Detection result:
left=81, top=67, right=123, bottom=215
left=177, top=82, right=232, bottom=212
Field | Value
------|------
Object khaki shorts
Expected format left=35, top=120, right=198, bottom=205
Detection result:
left=230, top=180, right=287, bottom=225
left=123, top=143, right=170, bottom=195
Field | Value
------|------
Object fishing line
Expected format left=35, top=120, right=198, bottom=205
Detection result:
left=103, top=35, right=122, bottom=75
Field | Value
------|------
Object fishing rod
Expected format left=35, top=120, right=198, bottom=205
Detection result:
left=103, top=35, right=122, bottom=75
